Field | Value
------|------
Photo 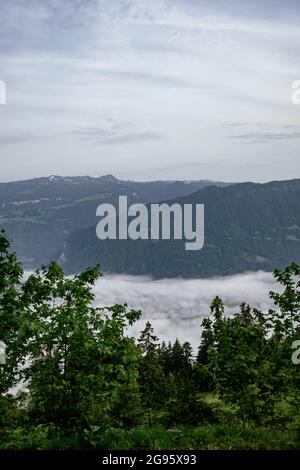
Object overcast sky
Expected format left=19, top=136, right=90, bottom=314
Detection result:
left=1, top=0, right=300, bottom=183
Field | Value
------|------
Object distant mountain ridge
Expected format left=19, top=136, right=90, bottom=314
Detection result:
left=0, top=174, right=230, bottom=268
left=58, top=178, right=300, bottom=278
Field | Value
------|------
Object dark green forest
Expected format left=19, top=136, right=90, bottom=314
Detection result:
left=0, top=230, right=300, bottom=450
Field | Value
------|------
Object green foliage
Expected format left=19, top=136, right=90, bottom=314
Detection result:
left=269, top=263, right=300, bottom=338
left=0, top=230, right=23, bottom=396
left=1, top=231, right=300, bottom=449
left=0, top=424, right=297, bottom=450
left=137, top=322, right=166, bottom=422
left=18, top=263, right=142, bottom=429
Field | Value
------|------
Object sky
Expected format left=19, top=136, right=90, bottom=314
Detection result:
left=1, top=0, right=300, bottom=183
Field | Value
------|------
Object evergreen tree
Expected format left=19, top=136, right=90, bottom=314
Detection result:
left=137, top=322, right=166, bottom=423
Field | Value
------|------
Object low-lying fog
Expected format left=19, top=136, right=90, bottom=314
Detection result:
left=93, top=271, right=279, bottom=352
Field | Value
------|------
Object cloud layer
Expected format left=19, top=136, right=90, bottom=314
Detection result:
left=92, top=271, right=278, bottom=352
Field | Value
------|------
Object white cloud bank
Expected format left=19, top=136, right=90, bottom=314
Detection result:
left=93, top=271, right=279, bottom=352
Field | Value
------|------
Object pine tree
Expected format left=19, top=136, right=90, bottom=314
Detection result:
left=137, top=322, right=166, bottom=424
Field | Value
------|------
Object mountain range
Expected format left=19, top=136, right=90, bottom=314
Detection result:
left=2, top=174, right=300, bottom=278
left=58, top=178, right=300, bottom=278
left=0, top=175, right=229, bottom=269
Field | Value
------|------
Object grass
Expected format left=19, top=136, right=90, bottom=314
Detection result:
left=95, top=425, right=298, bottom=450
left=0, top=425, right=298, bottom=450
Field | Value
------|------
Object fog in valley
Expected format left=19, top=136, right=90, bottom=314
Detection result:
left=23, top=270, right=280, bottom=353
left=93, top=271, right=279, bottom=352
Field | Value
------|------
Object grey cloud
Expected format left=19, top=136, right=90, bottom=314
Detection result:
left=0, top=131, right=56, bottom=146
left=229, top=131, right=300, bottom=143
left=224, top=122, right=249, bottom=127
left=74, top=122, right=129, bottom=138
left=91, top=69, right=204, bottom=90
left=0, top=0, right=99, bottom=54
left=0, top=133, right=39, bottom=146
left=281, top=124, right=300, bottom=130
left=98, top=132, right=162, bottom=145
left=0, top=123, right=162, bottom=148
left=73, top=123, right=162, bottom=145
left=224, top=122, right=273, bottom=128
